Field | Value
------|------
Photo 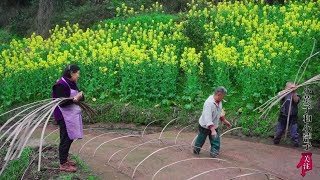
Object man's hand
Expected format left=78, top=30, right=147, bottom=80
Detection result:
left=211, top=128, right=217, bottom=139
left=290, top=85, right=298, bottom=92
left=224, top=120, right=232, bottom=128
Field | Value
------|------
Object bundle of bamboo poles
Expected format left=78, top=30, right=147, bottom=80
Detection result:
left=255, top=40, right=319, bottom=139
left=0, top=98, right=95, bottom=175
left=255, top=74, right=320, bottom=118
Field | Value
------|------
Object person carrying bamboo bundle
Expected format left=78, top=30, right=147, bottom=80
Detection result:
left=273, top=82, right=301, bottom=147
left=193, top=86, right=232, bottom=158
left=52, top=64, right=85, bottom=172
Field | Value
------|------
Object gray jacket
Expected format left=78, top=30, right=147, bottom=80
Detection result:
left=199, top=95, right=222, bottom=129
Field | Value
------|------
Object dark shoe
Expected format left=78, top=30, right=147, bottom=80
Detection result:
left=210, top=151, right=219, bottom=158
left=193, top=149, right=199, bottom=155
left=60, top=163, right=77, bottom=172
left=273, top=140, right=280, bottom=145
left=210, top=153, right=218, bottom=158
left=293, top=143, right=299, bottom=147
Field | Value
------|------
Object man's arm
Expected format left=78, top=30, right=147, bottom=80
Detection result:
left=219, top=109, right=232, bottom=128
left=202, top=103, right=218, bottom=138
left=292, top=92, right=300, bottom=103
left=222, top=118, right=232, bottom=128
left=220, top=116, right=232, bottom=128
left=291, top=85, right=300, bottom=103
left=202, top=102, right=214, bottom=128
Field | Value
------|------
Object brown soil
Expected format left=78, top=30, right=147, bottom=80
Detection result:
left=32, top=123, right=320, bottom=180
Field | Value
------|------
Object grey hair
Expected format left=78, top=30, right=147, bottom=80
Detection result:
left=214, top=86, right=227, bottom=95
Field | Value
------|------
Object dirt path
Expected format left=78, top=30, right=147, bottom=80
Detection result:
left=36, top=124, right=320, bottom=180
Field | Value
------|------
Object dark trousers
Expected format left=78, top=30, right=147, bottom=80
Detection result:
left=58, top=120, right=73, bottom=165
left=194, top=125, right=220, bottom=156
left=273, top=115, right=299, bottom=145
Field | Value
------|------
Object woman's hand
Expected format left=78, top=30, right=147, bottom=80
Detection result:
left=73, top=91, right=83, bottom=102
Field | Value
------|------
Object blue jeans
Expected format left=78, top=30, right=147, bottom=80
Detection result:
left=273, top=115, right=299, bottom=145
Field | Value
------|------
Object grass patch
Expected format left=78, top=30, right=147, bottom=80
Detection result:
left=0, top=147, right=32, bottom=180
left=0, top=145, right=99, bottom=179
